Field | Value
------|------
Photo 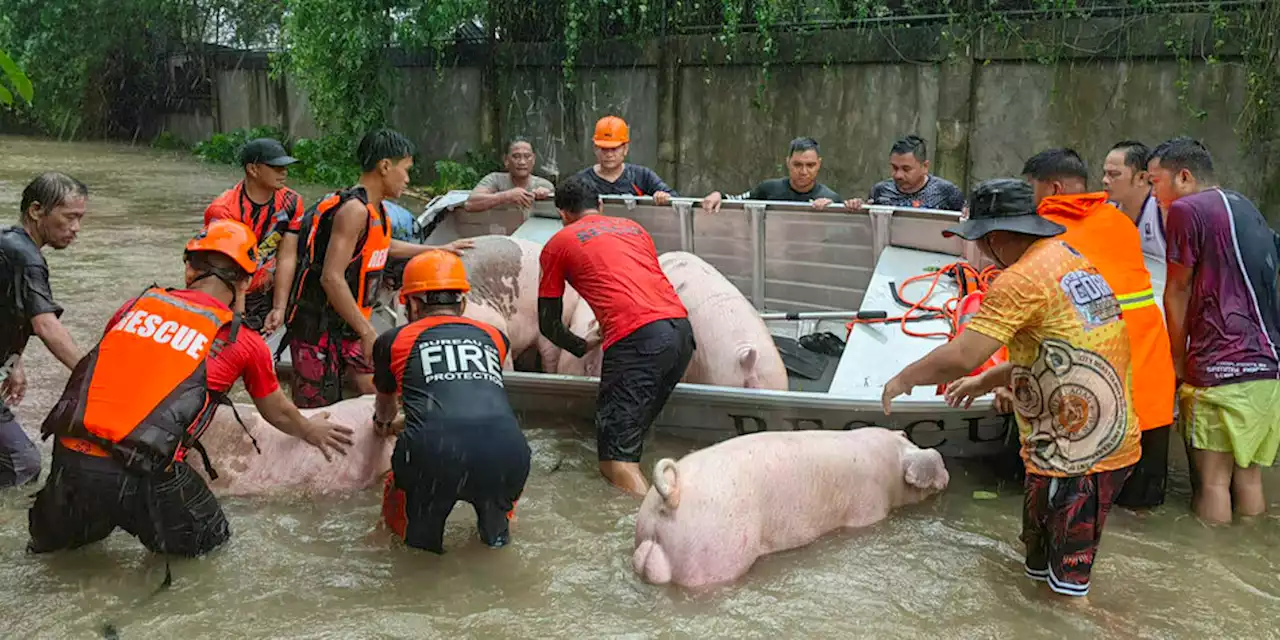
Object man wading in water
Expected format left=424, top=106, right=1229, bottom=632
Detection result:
left=374, top=250, right=530, bottom=554
left=283, top=129, right=472, bottom=409
left=28, top=220, right=353, bottom=556
left=203, top=137, right=305, bottom=334
left=1, top=173, right=88, bottom=488
left=883, top=179, right=1139, bottom=604
left=537, top=176, right=696, bottom=496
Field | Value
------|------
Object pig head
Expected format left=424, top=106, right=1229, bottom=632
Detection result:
left=458, top=235, right=579, bottom=373
left=632, top=428, right=948, bottom=588
left=195, top=395, right=396, bottom=496
left=658, top=251, right=788, bottom=390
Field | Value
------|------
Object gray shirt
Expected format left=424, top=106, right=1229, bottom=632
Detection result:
left=475, top=172, right=555, bottom=194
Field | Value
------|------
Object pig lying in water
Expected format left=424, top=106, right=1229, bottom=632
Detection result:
left=558, top=252, right=787, bottom=391
left=460, top=235, right=580, bottom=373
left=194, top=396, right=392, bottom=496
left=633, top=428, right=949, bottom=588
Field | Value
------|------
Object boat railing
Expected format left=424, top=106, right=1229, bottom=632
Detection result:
left=419, top=191, right=984, bottom=313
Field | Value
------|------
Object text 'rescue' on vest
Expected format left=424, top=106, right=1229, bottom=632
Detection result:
left=285, top=186, right=391, bottom=343
left=40, top=287, right=235, bottom=474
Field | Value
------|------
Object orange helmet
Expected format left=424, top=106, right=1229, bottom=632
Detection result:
left=592, top=116, right=630, bottom=149
left=185, top=219, right=259, bottom=275
left=400, top=249, right=470, bottom=304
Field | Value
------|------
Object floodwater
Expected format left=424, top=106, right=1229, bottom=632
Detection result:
left=1, top=135, right=1278, bottom=638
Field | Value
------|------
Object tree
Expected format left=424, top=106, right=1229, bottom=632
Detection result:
left=0, top=47, right=33, bottom=106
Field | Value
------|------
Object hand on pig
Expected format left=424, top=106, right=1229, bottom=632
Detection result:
left=302, top=412, right=356, bottom=461
left=582, top=319, right=603, bottom=353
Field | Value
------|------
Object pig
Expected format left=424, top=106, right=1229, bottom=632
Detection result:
left=555, top=298, right=604, bottom=377
left=632, top=428, right=950, bottom=588
left=658, top=252, right=787, bottom=390
left=194, top=395, right=394, bottom=496
left=459, top=235, right=579, bottom=373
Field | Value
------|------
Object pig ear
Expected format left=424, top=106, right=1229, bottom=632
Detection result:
left=903, top=448, right=948, bottom=491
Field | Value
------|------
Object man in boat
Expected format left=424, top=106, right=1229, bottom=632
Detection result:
left=1150, top=136, right=1280, bottom=525
left=844, top=135, right=966, bottom=211
left=537, top=175, right=695, bottom=496
left=282, top=128, right=472, bottom=409
left=1, top=173, right=89, bottom=488
left=27, top=219, right=354, bottom=557
left=883, top=178, right=1139, bottom=603
left=1022, top=147, right=1175, bottom=509
left=373, top=249, right=530, bottom=554
left=465, top=137, right=556, bottom=213
left=573, top=116, right=676, bottom=206
left=204, top=137, right=306, bottom=335
left=1102, top=140, right=1167, bottom=264
left=701, top=137, right=842, bottom=212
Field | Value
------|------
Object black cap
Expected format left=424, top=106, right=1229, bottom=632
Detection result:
left=942, top=178, right=1066, bottom=241
left=239, top=138, right=298, bottom=167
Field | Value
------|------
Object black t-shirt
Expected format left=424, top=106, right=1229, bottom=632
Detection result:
left=574, top=164, right=678, bottom=198
left=748, top=178, right=842, bottom=202
left=866, top=175, right=966, bottom=211
left=0, top=226, right=64, bottom=417
left=373, top=316, right=516, bottom=430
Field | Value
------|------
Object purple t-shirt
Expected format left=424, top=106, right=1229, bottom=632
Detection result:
left=1166, top=188, right=1280, bottom=387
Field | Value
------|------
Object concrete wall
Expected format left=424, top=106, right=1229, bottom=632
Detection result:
left=160, top=12, right=1280, bottom=220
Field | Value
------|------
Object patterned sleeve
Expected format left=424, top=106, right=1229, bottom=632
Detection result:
left=964, top=269, right=1046, bottom=345
left=944, top=183, right=967, bottom=211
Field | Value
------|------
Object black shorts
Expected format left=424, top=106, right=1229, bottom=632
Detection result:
left=1114, top=424, right=1171, bottom=508
left=596, top=317, right=695, bottom=463
left=1021, top=466, right=1132, bottom=597
left=390, top=419, right=531, bottom=554
left=27, top=446, right=230, bottom=557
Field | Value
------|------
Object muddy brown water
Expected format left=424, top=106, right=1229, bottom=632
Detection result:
left=0, top=135, right=1277, bottom=638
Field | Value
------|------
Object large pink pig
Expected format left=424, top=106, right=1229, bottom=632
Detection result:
left=659, top=252, right=787, bottom=390
left=194, top=396, right=393, bottom=496
left=633, top=428, right=950, bottom=588
left=460, top=235, right=579, bottom=373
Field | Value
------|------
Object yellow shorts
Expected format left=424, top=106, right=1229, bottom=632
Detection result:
left=1179, top=379, right=1280, bottom=468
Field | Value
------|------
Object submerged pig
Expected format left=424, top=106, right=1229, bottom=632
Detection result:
left=659, top=252, right=787, bottom=390
left=460, top=235, right=579, bottom=372
left=633, top=428, right=949, bottom=588
left=195, top=395, right=394, bottom=496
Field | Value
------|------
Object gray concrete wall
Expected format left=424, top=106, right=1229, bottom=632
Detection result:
left=164, top=12, right=1279, bottom=220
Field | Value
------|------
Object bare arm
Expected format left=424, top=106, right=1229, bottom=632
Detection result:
left=31, top=313, right=82, bottom=370
left=374, top=391, right=398, bottom=424
left=894, top=330, right=1004, bottom=388
left=1164, top=262, right=1193, bottom=382
left=464, top=185, right=512, bottom=213
left=321, top=202, right=377, bottom=340
left=252, top=388, right=355, bottom=460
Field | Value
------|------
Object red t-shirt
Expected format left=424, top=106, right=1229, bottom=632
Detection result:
left=538, top=215, right=687, bottom=350
left=105, top=290, right=280, bottom=399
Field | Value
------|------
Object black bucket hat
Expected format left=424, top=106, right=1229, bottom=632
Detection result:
left=942, top=178, right=1066, bottom=241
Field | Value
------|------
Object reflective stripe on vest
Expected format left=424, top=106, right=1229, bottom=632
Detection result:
left=77, top=289, right=230, bottom=451
left=1115, top=287, right=1156, bottom=311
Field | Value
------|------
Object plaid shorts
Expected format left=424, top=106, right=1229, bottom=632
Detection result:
left=287, top=334, right=372, bottom=409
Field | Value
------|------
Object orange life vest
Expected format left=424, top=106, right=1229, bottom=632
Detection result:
left=204, top=182, right=303, bottom=293
left=1038, top=193, right=1176, bottom=431
left=284, top=186, right=391, bottom=343
left=42, top=288, right=235, bottom=473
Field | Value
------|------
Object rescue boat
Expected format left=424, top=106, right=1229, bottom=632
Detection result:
left=269, top=192, right=1169, bottom=460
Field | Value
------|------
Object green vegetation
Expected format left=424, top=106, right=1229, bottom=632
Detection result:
left=0, top=48, right=33, bottom=106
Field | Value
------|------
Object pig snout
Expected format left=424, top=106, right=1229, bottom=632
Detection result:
left=652, top=458, right=681, bottom=509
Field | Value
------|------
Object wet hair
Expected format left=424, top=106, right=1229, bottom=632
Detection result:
left=890, top=135, right=927, bottom=162
left=20, top=172, right=88, bottom=221
left=1021, top=147, right=1089, bottom=183
left=1110, top=140, right=1151, bottom=173
left=1150, top=136, right=1215, bottom=177
left=357, top=129, right=416, bottom=173
left=185, top=250, right=251, bottom=283
left=507, top=136, right=533, bottom=154
left=788, top=137, right=820, bottom=156
left=554, top=175, right=599, bottom=215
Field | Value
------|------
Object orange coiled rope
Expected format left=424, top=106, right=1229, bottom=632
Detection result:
left=844, top=262, right=1003, bottom=340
